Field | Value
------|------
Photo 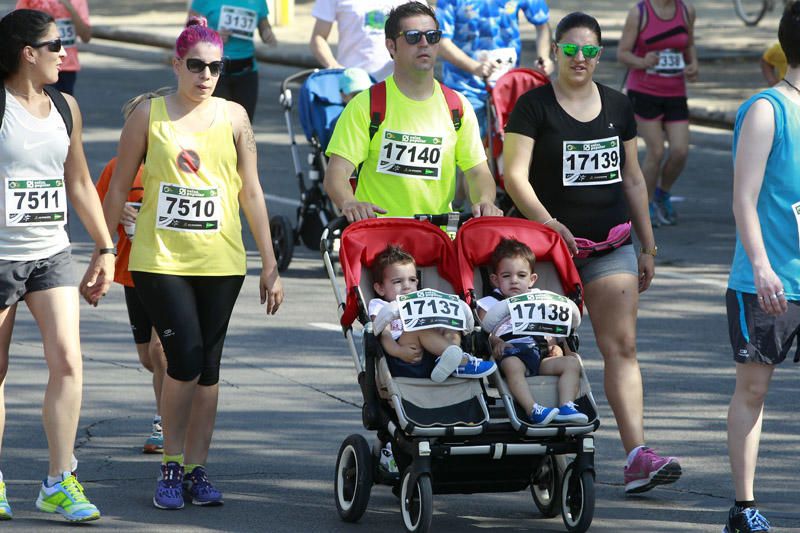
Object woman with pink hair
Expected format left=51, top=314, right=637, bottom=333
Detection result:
left=101, top=17, right=284, bottom=510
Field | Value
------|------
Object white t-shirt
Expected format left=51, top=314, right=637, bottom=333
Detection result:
left=369, top=298, right=404, bottom=340
left=312, top=0, right=428, bottom=81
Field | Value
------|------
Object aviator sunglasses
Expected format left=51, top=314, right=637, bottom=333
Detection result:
left=396, top=29, right=442, bottom=45
left=557, top=42, right=602, bottom=59
left=185, top=58, right=224, bottom=77
left=30, top=38, right=62, bottom=52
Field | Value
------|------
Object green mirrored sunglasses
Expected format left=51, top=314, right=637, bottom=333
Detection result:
left=557, top=43, right=602, bottom=59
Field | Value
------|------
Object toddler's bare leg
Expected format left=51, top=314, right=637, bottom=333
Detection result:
left=502, top=357, right=535, bottom=414
left=539, top=355, right=582, bottom=405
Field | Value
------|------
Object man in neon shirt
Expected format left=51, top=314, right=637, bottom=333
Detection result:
left=323, top=2, right=501, bottom=221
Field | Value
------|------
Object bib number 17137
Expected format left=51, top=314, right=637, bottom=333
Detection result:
left=398, top=289, right=466, bottom=332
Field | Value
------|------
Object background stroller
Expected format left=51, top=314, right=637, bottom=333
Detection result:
left=485, top=67, right=550, bottom=213
left=322, top=215, right=600, bottom=533
left=274, top=68, right=365, bottom=271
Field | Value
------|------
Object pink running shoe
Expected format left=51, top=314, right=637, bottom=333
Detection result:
left=624, top=447, right=682, bottom=494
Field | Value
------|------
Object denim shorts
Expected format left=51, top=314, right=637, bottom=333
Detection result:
left=572, top=244, right=638, bottom=285
left=502, top=342, right=542, bottom=376
left=0, top=247, right=75, bottom=309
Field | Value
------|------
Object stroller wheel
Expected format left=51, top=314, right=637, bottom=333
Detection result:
left=399, top=468, right=432, bottom=533
left=334, top=434, right=373, bottom=522
left=530, top=454, right=565, bottom=518
left=269, top=215, right=294, bottom=272
left=299, top=207, right=326, bottom=251
left=560, top=462, right=595, bottom=533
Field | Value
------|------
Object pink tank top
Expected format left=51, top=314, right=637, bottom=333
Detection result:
left=626, top=0, right=690, bottom=97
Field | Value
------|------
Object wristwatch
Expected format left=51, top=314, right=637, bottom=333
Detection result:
left=98, top=247, right=117, bottom=257
left=639, top=246, right=658, bottom=257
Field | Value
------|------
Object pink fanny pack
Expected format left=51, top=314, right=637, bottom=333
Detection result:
left=574, top=222, right=632, bottom=259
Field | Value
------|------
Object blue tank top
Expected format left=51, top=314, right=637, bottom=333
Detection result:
left=728, top=88, right=800, bottom=300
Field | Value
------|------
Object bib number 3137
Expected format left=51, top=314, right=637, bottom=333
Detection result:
left=156, top=182, right=221, bottom=233
left=507, top=292, right=573, bottom=337
left=5, top=177, right=67, bottom=226
left=398, top=289, right=466, bottom=332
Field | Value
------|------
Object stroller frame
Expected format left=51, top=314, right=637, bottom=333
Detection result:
left=322, top=215, right=599, bottom=533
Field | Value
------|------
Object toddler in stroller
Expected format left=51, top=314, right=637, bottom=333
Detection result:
left=477, top=237, right=588, bottom=426
left=369, top=244, right=497, bottom=382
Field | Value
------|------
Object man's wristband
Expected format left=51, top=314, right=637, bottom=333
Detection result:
left=98, top=247, right=117, bottom=257
left=639, top=246, right=657, bottom=257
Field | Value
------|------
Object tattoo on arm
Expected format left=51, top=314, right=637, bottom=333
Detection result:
left=243, top=121, right=257, bottom=154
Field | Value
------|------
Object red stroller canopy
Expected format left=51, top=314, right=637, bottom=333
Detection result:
left=339, top=218, right=462, bottom=329
left=454, top=217, right=583, bottom=310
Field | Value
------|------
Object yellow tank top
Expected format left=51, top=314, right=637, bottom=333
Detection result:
left=129, top=96, right=245, bottom=276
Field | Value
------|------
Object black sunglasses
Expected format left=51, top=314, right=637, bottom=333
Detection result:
left=396, top=29, right=442, bottom=45
left=30, top=38, right=62, bottom=53
left=185, top=58, right=224, bottom=77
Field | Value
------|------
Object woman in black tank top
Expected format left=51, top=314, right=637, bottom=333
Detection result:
left=502, top=12, right=682, bottom=497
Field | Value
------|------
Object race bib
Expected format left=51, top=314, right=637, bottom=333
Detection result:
left=4, top=177, right=67, bottom=227
left=56, top=19, right=77, bottom=48
left=507, top=292, right=573, bottom=337
left=218, top=5, right=258, bottom=40
left=563, top=136, right=621, bottom=186
left=793, top=200, right=800, bottom=252
left=398, top=289, right=466, bottom=332
left=648, top=49, right=685, bottom=77
left=476, top=47, right=517, bottom=84
left=377, top=130, right=444, bottom=180
left=156, top=182, right=221, bottom=233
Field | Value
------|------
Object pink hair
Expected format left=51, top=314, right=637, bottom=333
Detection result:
left=175, top=16, right=223, bottom=59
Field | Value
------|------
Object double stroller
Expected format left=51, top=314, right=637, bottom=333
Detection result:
left=273, top=68, right=359, bottom=271
left=322, top=215, right=600, bottom=532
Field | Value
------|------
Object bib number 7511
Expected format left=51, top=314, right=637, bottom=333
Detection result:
left=398, top=289, right=466, bottom=332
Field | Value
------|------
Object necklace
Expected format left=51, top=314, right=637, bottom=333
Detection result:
left=783, top=78, right=800, bottom=95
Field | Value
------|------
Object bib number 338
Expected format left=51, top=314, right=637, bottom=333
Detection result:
left=398, top=289, right=466, bottom=332
left=156, top=182, right=220, bottom=233
left=507, top=292, right=573, bottom=337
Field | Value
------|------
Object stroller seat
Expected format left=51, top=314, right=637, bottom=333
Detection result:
left=338, top=218, right=490, bottom=436
left=455, top=217, right=600, bottom=437
left=298, top=68, right=348, bottom=151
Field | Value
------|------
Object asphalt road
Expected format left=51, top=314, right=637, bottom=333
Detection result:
left=0, top=38, right=798, bottom=532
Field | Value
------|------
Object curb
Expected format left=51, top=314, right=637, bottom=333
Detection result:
left=92, top=25, right=320, bottom=69
left=92, top=25, right=736, bottom=130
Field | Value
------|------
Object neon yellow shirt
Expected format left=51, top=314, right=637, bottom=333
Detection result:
left=130, top=97, right=246, bottom=276
left=326, top=75, right=486, bottom=217
left=763, top=42, right=788, bottom=80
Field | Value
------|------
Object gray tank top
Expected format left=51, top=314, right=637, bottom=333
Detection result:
left=0, top=89, right=71, bottom=260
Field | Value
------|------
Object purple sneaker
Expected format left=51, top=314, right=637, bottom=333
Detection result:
left=153, top=462, right=184, bottom=509
left=624, top=447, right=681, bottom=494
left=183, top=466, right=223, bottom=506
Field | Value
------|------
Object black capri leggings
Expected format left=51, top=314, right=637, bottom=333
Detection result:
left=131, top=272, right=245, bottom=386
left=213, top=68, right=258, bottom=121
left=124, top=285, right=153, bottom=344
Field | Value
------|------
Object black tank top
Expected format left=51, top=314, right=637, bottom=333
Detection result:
left=506, top=83, right=637, bottom=242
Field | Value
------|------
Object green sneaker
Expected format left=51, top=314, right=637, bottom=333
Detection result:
left=35, top=474, right=100, bottom=522
left=0, top=481, right=12, bottom=520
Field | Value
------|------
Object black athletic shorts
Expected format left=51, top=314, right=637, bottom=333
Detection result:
left=726, top=289, right=800, bottom=365
left=627, top=89, right=689, bottom=122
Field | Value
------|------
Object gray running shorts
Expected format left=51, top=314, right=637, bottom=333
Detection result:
left=572, top=244, right=638, bottom=286
left=0, top=247, right=75, bottom=309
left=726, top=288, right=800, bottom=365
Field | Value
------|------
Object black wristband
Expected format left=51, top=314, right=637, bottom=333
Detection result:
left=98, top=247, right=117, bottom=256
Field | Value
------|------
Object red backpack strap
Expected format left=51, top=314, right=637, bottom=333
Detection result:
left=438, top=81, right=463, bottom=132
left=368, top=81, right=387, bottom=141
